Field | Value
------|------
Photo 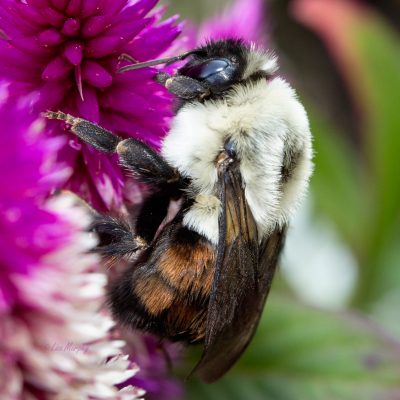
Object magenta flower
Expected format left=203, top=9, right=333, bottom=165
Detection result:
left=0, top=83, right=142, bottom=399
left=0, top=0, right=181, bottom=210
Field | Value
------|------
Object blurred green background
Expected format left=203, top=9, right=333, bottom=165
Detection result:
left=165, top=0, right=400, bottom=399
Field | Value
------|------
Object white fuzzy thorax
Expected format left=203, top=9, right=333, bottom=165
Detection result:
left=162, top=71, right=312, bottom=245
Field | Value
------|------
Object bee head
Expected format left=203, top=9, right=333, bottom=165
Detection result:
left=177, top=39, right=277, bottom=96
left=118, top=39, right=278, bottom=102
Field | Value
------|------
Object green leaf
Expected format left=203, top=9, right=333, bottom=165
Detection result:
left=354, top=17, right=400, bottom=242
left=348, top=17, right=400, bottom=305
left=307, top=107, right=367, bottom=251
left=185, top=293, right=400, bottom=400
left=295, top=3, right=400, bottom=307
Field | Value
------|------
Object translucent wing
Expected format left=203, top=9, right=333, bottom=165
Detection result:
left=193, top=156, right=286, bottom=382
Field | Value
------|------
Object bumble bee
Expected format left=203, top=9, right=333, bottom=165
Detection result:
left=46, top=38, right=313, bottom=382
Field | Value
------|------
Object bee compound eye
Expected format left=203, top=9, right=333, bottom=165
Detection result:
left=179, top=58, right=237, bottom=93
left=180, top=58, right=231, bottom=80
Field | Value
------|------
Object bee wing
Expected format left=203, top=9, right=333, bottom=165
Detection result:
left=193, top=159, right=286, bottom=382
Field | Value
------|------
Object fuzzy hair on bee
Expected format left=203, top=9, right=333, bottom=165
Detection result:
left=45, top=38, right=313, bottom=383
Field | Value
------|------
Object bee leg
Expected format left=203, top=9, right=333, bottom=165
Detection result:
left=133, top=192, right=171, bottom=243
left=116, top=138, right=183, bottom=191
left=90, top=213, right=147, bottom=258
left=44, top=111, right=185, bottom=191
left=156, top=73, right=210, bottom=100
left=44, top=111, right=121, bottom=153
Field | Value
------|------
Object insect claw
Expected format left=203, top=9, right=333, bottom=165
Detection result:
left=42, top=110, right=78, bottom=126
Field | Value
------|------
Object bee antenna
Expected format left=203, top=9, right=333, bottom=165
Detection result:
left=117, top=50, right=196, bottom=73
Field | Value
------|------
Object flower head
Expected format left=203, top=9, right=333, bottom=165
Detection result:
left=0, top=82, right=69, bottom=311
left=0, top=83, right=142, bottom=399
left=0, top=0, right=182, bottom=210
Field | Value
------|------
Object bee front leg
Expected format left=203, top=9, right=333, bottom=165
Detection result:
left=156, top=72, right=210, bottom=100
left=44, top=111, right=120, bottom=152
left=44, top=111, right=185, bottom=192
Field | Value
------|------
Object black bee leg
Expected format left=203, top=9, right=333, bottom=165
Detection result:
left=90, top=213, right=148, bottom=259
left=44, top=111, right=185, bottom=191
left=44, top=111, right=120, bottom=153
left=115, top=138, right=182, bottom=190
left=156, top=73, right=210, bottom=100
left=59, top=192, right=146, bottom=260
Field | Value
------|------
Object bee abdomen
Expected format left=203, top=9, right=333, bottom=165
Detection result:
left=108, top=224, right=216, bottom=343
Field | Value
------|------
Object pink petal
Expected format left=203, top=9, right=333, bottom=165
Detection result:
left=113, top=67, right=155, bottom=83
left=107, top=113, right=162, bottom=148
left=50, top=0, right=69, bottom=11
left=82, top=16, right=109, bottom=38
left=26, top=0, right=50, bottom=7
left=66, top=0, right=81, bottom=17
left=42, top=7, right=65, bottom=27
left=0, top=285, right=12, bottom=312
left=11, top=37, right=49, bottom=57
left=82, top=61, right=112, bottom=88
left=81, top=0, right=103, bottom=18
left=83, top=147, right=124, bottom=210
left=85, top=36, right=125, bottom=58
left=42, top=56, right=73, bottom=80
left=64, top=42, right=83, bottom=65
left=149, top=4, right=168, bottom=24
left=76, top=85, right=100, bottom=122
left=120, top=0, right=158, bottom=20
left=101, top=0, right=128, bottom=17
left=127, top=20, right=181, bottom=60
left=37, top=81, right=67, bottom=109
left=102, top=90, right=151, bottom=115
left=15, top=2, right=45, bottom=24
left=57, top=130, right=80, bottom=167
left=61, top=18, right=80, bottom=36
left=38, top=28, right=64, bottom=46
left=115, top=114, right=153, bottom=135
left=0, top=47, right=41, bottom=81
left=85, top=19, right=150, bottom=58
left=105, top=18, right=150, bottom=43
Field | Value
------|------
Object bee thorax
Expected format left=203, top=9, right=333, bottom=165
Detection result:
left=161, top=77, right=313, bottom=244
